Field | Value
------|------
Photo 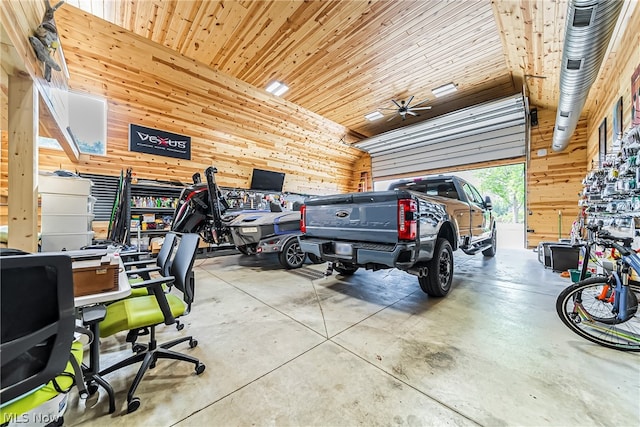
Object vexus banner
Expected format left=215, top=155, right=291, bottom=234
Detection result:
left=129, top=124, right=191, bottom=160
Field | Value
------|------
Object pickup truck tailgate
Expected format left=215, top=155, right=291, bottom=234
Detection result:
left=304, top=191, right=407, bottom=244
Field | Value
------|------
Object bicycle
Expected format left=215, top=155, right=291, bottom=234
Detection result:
left=555, top=225, right=640, bottom=351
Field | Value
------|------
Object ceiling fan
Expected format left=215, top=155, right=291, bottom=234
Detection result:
left=381, top=95, right=432, bottom=121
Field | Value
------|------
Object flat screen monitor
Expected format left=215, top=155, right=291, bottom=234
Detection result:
left=250, top=168, right=285, bottom=192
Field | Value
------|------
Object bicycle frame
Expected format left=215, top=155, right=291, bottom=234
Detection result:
left=572, top=249, right=640, bottom=344
left=609, top=250, right=640, bottom=322
left=557, top=224, right=640, bottom=350
left=575, top=231, right=639, bottom=321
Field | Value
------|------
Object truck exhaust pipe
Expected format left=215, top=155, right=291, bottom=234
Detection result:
left=407, top=266, right=428, bottom=277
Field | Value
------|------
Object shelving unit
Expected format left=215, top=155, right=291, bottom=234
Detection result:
left=125, top=181, right=184, bottom=249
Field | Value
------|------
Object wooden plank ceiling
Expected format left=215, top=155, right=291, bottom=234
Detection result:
left=63, top=0, right=569, bottom=141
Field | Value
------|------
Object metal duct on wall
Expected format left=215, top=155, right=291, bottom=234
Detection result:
left=552, top=0, right=624, bottom=152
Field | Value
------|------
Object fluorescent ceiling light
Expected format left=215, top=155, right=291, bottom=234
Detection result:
left=432, top=82, right=457, bottom=98
left=266, top=81, right=289, bottom=96
left=365, top=111, right=384, bottom=121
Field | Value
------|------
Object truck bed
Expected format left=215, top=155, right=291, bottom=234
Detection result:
left=303, top=191, right=408, bottom=244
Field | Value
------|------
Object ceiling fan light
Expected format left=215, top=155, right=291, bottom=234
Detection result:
left=432, top=82, right=457, bottom=98
left=266, top=81, right=289, bottom=96
left=365, top=111, right=384, bottom=121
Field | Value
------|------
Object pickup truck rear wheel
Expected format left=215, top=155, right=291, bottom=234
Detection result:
left=334, top=263, right=359, bottom=275
left=279, top=239, right=305, bottom=269
left=419, top=238, right=453, bottom=297
left=482, top=227, right=497, bottom=257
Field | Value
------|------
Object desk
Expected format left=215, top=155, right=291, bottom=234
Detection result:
left=42, top=249, right=130, bottom=414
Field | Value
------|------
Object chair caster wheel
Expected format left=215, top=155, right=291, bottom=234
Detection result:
left=195, top=363, right=206, bottom=375
left=132, top=344, right=146, bottom=354
left=127, top=397, right=141, bottom=413
left=176, top=323, right=184, bottom=331
left=189, top=338, right=198, bottom=348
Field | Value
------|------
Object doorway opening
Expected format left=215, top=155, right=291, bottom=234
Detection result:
left=374, top=163, right=526, bottom=249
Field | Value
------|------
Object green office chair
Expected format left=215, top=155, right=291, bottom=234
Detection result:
left=97, top=233, right=205, bottom=414
left=121, top=232, right=181, bottom=351
left=0, top=254, right=85, bottom=425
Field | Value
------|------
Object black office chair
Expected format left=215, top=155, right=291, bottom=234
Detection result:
left=97, top=233, right=205, bottom=413
left=0, top=254, right=83, bottom=423
left=124, top=232, right=178, bottom=291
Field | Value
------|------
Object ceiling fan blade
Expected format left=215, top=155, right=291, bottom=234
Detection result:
left=407, top=111, right=418, bottom=116
left=386, top=115, right=399, bottom=122
left=410, top=106, right=432, bottom=111
left=412, top=98, right=431, bottom=108
left=405, top=95, right=415, bottom=108
left=392, top=99, right=402, bottom=109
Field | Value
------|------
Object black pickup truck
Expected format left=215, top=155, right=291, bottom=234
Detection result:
left=299, top=175, right=496, bottom=297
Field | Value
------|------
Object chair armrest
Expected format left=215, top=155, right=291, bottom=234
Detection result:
left=129, top=275, right=175, bottom=290
left=126, top=266, right=161, bottom=277
left=123, top=258, right=157, bottom=269
left=81, top=304, right=107, bottom=324
left=131, top=275, right=177, bottom=325
left=119, top=251, right=150, bottom=262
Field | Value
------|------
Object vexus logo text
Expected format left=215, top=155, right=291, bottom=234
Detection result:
left=136, top=132, right=188, bottom=149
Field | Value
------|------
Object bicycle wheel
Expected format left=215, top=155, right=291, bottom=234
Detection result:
left=556, top=277, right=640, bottom=351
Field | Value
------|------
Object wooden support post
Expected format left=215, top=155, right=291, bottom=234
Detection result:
left=8, top=75, right=38, bottom=252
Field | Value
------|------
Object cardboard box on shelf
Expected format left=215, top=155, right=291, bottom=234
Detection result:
left=150, top=237, right=164, bottom=254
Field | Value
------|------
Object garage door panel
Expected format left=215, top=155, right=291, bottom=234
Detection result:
left=373, top=140, right=526, bottom=167
left=373, top=124, right=526, bottom=159
left=372, top=144, right=526, bottom=177
left=356, top=95, right=527, bottom=179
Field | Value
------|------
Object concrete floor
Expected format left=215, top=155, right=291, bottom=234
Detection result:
left=66, top=243, right=640, bottom=426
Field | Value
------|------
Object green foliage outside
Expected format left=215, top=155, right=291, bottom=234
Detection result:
left=472, top=164, right=525, bottom=223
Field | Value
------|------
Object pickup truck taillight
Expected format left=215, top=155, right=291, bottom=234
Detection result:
left=300, top=204, right=306, bottom=233
left=398, top=199, right=417, bottom=240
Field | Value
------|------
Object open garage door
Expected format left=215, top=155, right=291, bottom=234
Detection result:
left=355, top=95, right=527, bottom=180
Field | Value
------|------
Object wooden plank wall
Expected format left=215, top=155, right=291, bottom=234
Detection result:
left=584, top=4, right=640, bottom=166
left=527, top=107, right=587, bottom=248
left=44, top=5, right=363, bottom=196
left=1, top=4, right=364, bottom=224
